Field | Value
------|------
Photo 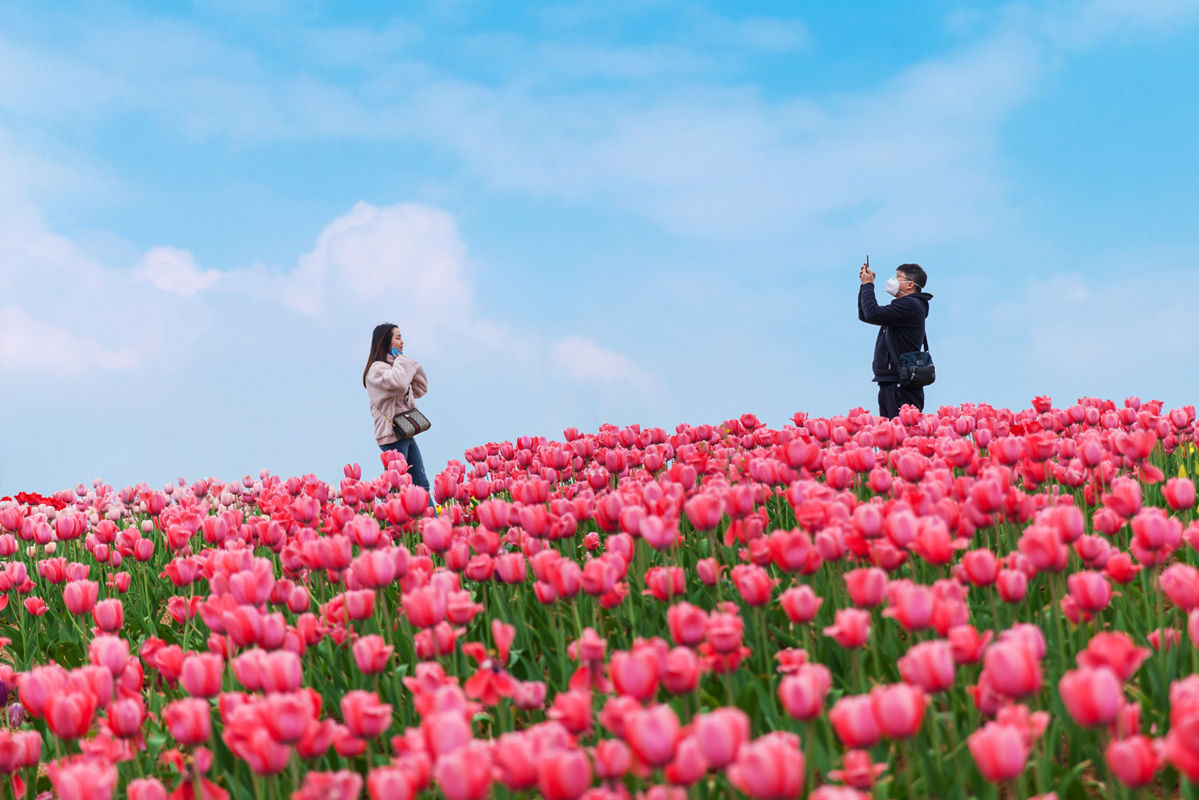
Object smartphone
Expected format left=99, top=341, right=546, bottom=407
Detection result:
left=866, top=255, right=870, bottom=269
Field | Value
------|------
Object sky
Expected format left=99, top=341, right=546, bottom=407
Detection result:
left=2, top=0, right=1198, bottom=494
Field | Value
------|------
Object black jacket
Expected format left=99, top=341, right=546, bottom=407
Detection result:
left=858, top=284, right=933, bottom=383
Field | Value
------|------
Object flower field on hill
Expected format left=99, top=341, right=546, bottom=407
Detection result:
left=1, top=396, right=1198, bottom=799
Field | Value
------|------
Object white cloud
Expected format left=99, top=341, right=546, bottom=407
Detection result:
left=552, top=335, right=654, bottom=392
left=135, top=247, right=220, bottom=296
left=0, top=306, right=139, bottom=372
left=1040, top=0, right=1199, bottom=49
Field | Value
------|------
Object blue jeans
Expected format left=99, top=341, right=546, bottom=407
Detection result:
left=380, top=437, right=432, bottom=498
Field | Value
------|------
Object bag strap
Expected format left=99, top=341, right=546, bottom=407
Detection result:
left=882, top=326, right=902, bottom=372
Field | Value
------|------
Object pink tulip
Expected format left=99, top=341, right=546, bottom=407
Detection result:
left=778, top=663, right=832, bottom=721
left=824, top=608, right=870, bottom=649
left=829, top=695, right=880, bottom=749
left=623, top=704, right=680, bottom=767
left=162, top=697, right=212, bottom=745
left=968, top=722, right=1030, bottom=783
left=898, top=640, right=956, bottom=693
left=538, top=748, right=592, bottom=800
left=726, top=731, right=804, bottom=800
left=1058, top=667, right=1122, bottom=727
left=870, top=683, right=926, bottom=739
left=180, top=653, right=224, bottom=698
left=1164, top=477, right=1197, bottom=511
left=341, top=690, right=392, bottom=739
left=844, top=568, right=887, bottom=608
left=1105, top=735, right=1160, bottom=788
left=779, top=585, right=822, bottom=624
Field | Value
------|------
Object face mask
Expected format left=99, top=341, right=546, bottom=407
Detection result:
left=884, top=277, right=901, bottom=297
left=390, top=347, right=402, bottom=357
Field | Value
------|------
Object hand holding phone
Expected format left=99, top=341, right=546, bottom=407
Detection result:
left=860, top=255, right=875, bottom=284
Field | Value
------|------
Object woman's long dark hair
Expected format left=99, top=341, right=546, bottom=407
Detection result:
left=363, top=323, right=397, bottom=386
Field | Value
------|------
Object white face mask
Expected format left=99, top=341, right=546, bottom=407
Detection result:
left=884, top=277, right=901, bottom=297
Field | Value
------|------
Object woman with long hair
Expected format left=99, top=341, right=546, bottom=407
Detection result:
left=363, top=323, right=431, bottom=493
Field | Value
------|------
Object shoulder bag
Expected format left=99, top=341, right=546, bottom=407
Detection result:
left=883, top=327, right=936, bottom=389
left=392, top=386, right=431, bottom=439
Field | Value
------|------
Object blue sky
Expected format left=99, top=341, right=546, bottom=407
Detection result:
left=2, top=0, right=1198, bottom=494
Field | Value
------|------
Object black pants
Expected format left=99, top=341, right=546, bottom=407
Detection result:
left=878, top=382, right=924, bottom=418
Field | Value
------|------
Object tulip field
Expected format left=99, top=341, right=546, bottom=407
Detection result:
left=4, top=397, right=1199, bottom=800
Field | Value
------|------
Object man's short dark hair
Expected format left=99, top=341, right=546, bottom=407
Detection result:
left=898, top=263, right=927, bottom=290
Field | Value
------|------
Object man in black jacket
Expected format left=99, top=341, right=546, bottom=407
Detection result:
left=858, top=262, right=934, bottom=418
